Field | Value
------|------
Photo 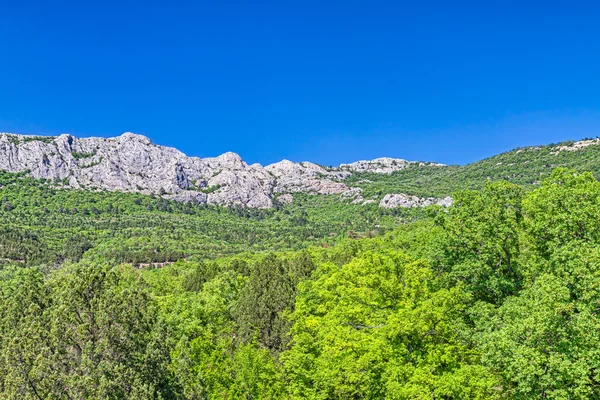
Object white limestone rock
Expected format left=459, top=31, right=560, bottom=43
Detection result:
left=339, top=157, right=445, bottom=174
left=165, top=192, right=208, bottom=204
left=379, top=193, right=453, bottom=208
left=0, top=132, right=275, bottom=208
left=552, top=138, right=600, bottom=152
left=0, top=132, right=448, bottom=209
left=265, top=160, right=348, bottom=194
left=340, top=187, right=362, bottom=198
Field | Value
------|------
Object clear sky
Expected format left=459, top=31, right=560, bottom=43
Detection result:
left=1, top=1, right=599, bottom=166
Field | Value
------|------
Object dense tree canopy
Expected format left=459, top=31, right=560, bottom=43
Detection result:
left=0, top=263, right=175, bottom=399
left=3, top=167, right=600, bottom=398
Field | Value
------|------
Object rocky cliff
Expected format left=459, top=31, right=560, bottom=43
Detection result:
left=379, top=193, right=453, bottom=208
left=340, top=157, right=445, bottom=173
left=0, top=132, right=447, bottom=208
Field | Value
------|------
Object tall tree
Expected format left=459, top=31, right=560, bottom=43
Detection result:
left=0, top=263, right=177, bottom=399
left=282, top=251, right=497, bottom=399
left=436, top=180, right=524, bottom=304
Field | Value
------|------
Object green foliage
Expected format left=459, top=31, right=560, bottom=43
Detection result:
left=282, top=252, right=497, bottom=399
left=522, top=168, right=600, bottom=259
left=0, top=263, right=176, bottom=399
left=233, top=252, right=315, bottom=353
left=22, top=136, right=55, bottom=144
left=71, top=150, right=96, bottom=159
left=0, top=172, right=402, bottom=266
left=435, top=180, right=524, bottom=303
left=349, top=138, right=600, bottom=198
left=476, top=273, right=600, bottom=399
left=3, top=140, right=600, bottom=398
left=79, top=156, right=104, bottom=168
left=199, top=184, right=222, bottom=194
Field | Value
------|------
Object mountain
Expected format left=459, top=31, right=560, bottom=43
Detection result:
left=2, top=133, right=600, bottom=211
left=4, top=133, right=600, bottom=399
left=0, top=132, right=443, bottom=208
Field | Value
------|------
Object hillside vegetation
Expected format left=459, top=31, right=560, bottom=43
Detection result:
left=0, top=172, right=408, bottom=267
left=352, top=137, right=600, bottom=197
left=2, top=139, right=600, bottom=398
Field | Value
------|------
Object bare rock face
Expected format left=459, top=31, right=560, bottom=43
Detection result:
left=379, top=193, right=453, bottom=208
left=265, top=160, right=349, bottom=194
left=0, top=132, right=275, bottom=208
left=0, top=132, right=449, bottom=209
left=552, top=138, right=600, bottom=153
left=339, top=157, right=445, bottom=174
left=340, top=187, right=363, bottom=200
left=165, top=192, right=208, bottom=204
left=339, top=187, right=373, bottom=205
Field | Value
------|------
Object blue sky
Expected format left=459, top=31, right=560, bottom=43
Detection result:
left=1, top=1, right=599, bottom=166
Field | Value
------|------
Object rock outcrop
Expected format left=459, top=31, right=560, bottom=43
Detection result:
left=0, top=132, right=449, bottom=208
left=339, top=187, right=374, bottom=205
left=339, top=157, right=445, bottom=174
left=379, top=193, right=453, bottom=208
left=552, top=138, right=600, bottom=152
left=265, top=160, right=349, bottom=194
left=0, top=132, right=274, bottom=208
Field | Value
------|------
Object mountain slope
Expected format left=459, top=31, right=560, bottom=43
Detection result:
left=1, top=134, right=599, bottom=266
left=2, top=132, right=600, bottom=212
left=0, top=132, right=435, bottom=208
left=350, top=137, right=600, bottom=197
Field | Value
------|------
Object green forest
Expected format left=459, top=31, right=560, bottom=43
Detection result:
left=3, top=140, right=600, bottom=399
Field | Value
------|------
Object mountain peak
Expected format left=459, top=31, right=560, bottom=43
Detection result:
left=119, top=132, right=152, bottom=143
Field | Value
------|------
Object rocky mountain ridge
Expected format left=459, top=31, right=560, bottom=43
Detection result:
left=0, top=132, right=447, bottom=208
left=340, top=157, right=445, bottom=173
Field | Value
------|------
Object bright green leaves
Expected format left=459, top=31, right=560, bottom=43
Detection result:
left=5, top=167, right=600, bottom=399
left=156, top=263, right=288, bottom=399
left=437, top=180, right=525, bottom=304
left=0, top=268, right=50, bottom=400
left=282, top=251, right=497, bottom=399
left=464, top=170, right=600, bottom=399
left=477, top=274, right=600, bottom=399
left=274, top=170, right=600, bottom=399
left=523, top=168, right=600, bottom=260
